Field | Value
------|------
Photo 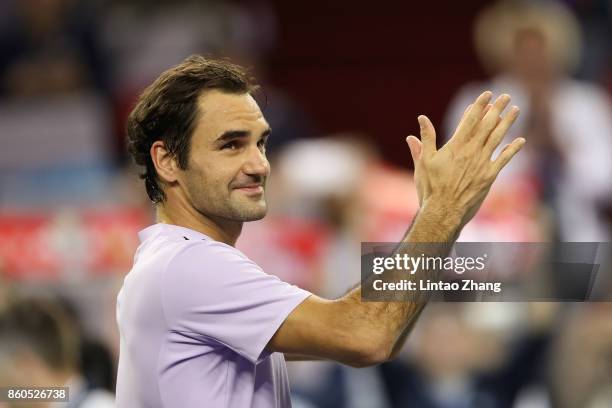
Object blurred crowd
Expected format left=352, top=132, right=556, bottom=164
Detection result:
left=1, top=0, right=612, bottom=407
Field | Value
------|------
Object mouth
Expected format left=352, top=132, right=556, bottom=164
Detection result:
left=234, top=184, right=264, bottom=196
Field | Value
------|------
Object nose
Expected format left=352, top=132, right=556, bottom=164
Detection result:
left=243, top=145, right=270, bottom=178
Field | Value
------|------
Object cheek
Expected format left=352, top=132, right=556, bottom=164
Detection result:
left=188, top=161, right=234, bottom=193
left=213, top=156, right=247, bottom=184
left=182, top=163, right=210, bottom=193
left=187, top=152, right=245, bottom=190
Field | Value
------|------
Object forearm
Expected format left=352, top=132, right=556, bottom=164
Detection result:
left=268, top=91, right=524, bottom=368
left=336, top=200, right=462, bottom=359
left=284, top=353, right=326, bottom=362
left=388, top=304, right=425, bottom=358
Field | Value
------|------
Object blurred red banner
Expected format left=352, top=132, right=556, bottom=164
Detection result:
left=0, top=207, right=149, bottom=281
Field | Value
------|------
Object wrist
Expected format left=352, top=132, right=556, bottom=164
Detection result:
left=418, top=198, right=463, bottom=238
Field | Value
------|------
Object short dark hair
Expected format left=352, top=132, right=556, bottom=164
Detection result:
left=126, top=55, right=258, bottom=203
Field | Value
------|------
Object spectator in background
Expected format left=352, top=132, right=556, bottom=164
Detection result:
left=104, top=0, right=316, bottom=162
left=57, top=298, right=116, bottom=394
left=550, top=303, right=612, bottom=408
left=293, top=303, right=553, bottom=408
left=0, top=0, right=109, bottom=98
left=444, top=0, right=612, bottom=242
left=0, top=0, right=114, bottom=206
left=0, top=297, right=114, bottom=408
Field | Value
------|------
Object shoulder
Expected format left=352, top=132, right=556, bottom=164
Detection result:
left=160, top=239, right=299, bottom=324
left=167, top=239, right=257, bottom=273
left=161, top=240, right=266, bottom=298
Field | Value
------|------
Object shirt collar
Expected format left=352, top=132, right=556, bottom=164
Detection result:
left=138, top=223, right=210, bottom=243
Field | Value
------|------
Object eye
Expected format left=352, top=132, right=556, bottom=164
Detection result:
left=222, top=141, right=238, bottom=150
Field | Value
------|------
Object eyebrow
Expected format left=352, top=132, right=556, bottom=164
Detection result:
left=214, top=128, right=272, bottom=144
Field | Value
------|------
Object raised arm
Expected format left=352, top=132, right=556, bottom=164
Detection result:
left=269, top=91, right=524, bottom=367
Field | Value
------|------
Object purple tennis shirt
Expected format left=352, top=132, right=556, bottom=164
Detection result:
left=116, top=223, right=311, bottom=408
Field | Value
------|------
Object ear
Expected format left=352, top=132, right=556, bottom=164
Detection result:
left=150, top=141, right=179, bottom=184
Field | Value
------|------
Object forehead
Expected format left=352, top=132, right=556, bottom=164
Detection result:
left=194, top=90, right=268, bottom=140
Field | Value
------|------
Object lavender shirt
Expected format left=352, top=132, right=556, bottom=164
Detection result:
left=116, top=223, right=311, bottom=408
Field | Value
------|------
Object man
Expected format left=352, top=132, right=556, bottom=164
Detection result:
left=116, top=55, right=524, bottom=407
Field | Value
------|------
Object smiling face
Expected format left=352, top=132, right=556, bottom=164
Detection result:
left=176, top=90, right=271, bottom=222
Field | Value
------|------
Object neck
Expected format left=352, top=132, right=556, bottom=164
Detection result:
left=156, top=202, right=242, bottom=246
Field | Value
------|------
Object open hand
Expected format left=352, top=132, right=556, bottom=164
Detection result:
left=406, top=91, right=524, bottom=228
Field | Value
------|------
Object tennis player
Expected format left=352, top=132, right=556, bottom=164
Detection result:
left=115, top=55, right=524, bottom=407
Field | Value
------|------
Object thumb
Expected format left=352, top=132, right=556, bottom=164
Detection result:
left=406, top=135, right=422, bottom=163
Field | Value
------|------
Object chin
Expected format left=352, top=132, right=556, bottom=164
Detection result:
left=246, top=212, right=267, bottom=222
left=245, top=206, right=268, bottom=221
left=231, top=202, right=267, bottom=222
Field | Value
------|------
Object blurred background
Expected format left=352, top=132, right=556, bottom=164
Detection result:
left=1, top=0, right=612, bottom=407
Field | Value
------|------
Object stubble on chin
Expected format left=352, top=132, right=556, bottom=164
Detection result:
left=234, top=198, right=267, bottom=221
left=218, top=190, right=268, bottom=222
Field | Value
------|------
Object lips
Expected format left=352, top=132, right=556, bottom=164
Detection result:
left=234, top=184, right=264, bottom=195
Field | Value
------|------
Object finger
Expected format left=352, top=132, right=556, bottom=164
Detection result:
left=450, top=91, right=492, bottom=144
left=417, top=115, right=437, bottom=156
left=459, top=104, right=473, bottom=124
left=452, top=103, right=489, bottom=144
left=406, top=135, right=422, bottom=163
left=484, top=105, right=520, bottom=155
left=492, top=137, right=526, bottom=174
left=481, top=103, right=492, bottom=120
left=463, top=104, right=473, bottom=116
left=452, top=104, right=473, bottom=141
left=474, top=94, right=511, bottom=145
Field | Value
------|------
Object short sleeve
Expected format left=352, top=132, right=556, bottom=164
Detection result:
left=161, top=241, right=311, bottom=364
